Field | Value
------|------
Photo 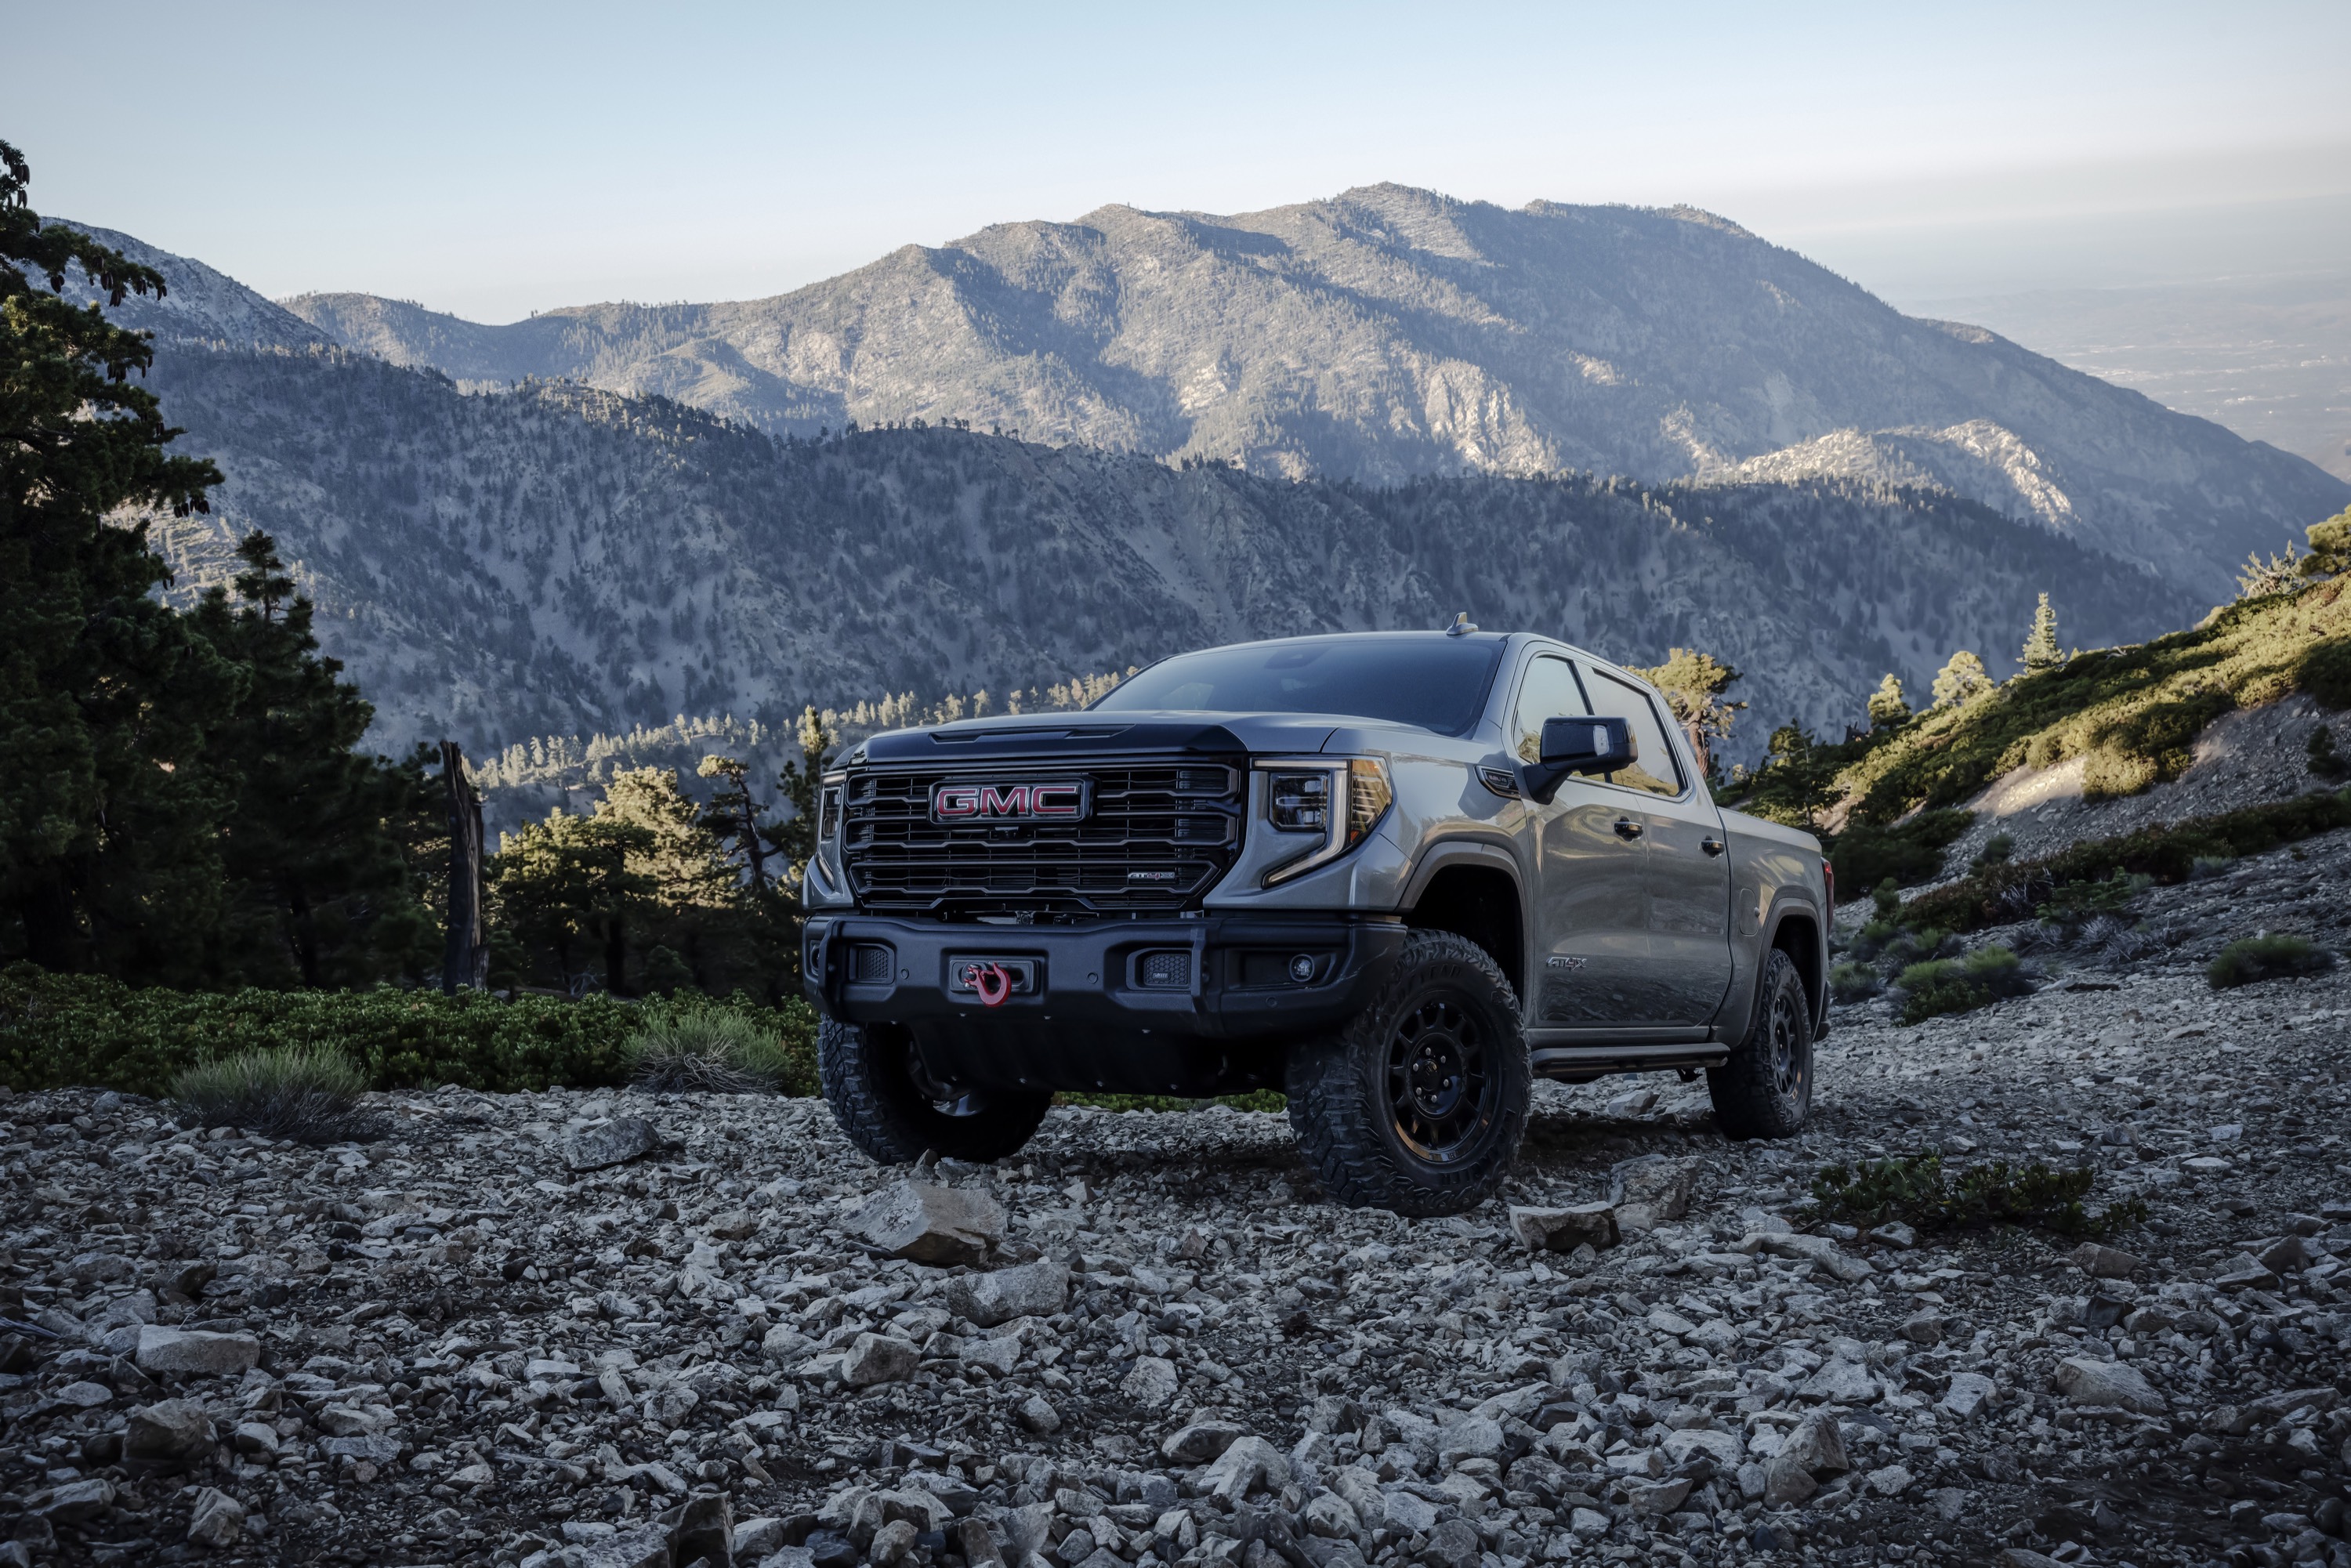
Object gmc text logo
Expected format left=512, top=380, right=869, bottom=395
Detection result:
left=931, top=780, right=1089, bottom=823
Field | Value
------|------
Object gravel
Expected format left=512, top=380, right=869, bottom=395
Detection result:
left=2, top=847, right=2348, bottom=1567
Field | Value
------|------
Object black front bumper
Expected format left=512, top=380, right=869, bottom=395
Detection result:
left=802, top=912, right=1407, bottom=1096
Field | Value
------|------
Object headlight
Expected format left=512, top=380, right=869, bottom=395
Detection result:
left=818, top=772, right=847, bottom=842
left=1257, top=757, right=1392, bottom=885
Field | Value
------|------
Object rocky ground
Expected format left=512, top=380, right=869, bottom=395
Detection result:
left=5, top=865, right=2349, bottom=1568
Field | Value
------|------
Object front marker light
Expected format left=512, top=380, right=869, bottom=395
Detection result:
left=1346, top=758, right=1393, bottom=849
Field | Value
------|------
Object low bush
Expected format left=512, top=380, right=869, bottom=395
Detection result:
left=1972, top=832, right=2016, bottom=872
left=1901, top=788, right=2351, bottom=936
left=624, top=1010, right=810, bottom=1095
left=2208, top=933, right=2336, bottom=990
left=1828, top=962, right=1882, bottom=1004
left=1895, top=943, right=2030, bottom=1024
left=2309, top=726, right=2350, bottom=780
left=1810, top=1152, right=2146, bottom=1237
left=0, top=962, right=819, bottom=1099
left=170, top=1045, right=380, bottom=1143
left=1829, top=809, right=1975, bottom=892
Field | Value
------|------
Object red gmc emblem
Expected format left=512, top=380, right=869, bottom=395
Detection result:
left=931, top=780, right=1089, bottom=823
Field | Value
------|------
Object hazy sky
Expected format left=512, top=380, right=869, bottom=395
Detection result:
left=12, top=0, right=2350, bottom=320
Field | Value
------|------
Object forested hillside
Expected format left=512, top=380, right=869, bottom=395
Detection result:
left=130, top=339, right=2200, bottom=769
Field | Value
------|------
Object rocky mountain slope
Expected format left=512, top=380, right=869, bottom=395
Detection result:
left=5, top=841, right=2347, bottom=1564
left=121, top=334, right=2193, bottom=760
left=259, top=188, right=2348, bottom=599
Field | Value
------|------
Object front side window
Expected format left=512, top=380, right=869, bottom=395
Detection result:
left=1509, top=655, right=1590, bottom=765
left=1585, top=669, right=1684, bottom=797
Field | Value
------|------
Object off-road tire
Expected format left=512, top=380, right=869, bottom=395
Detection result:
left=1285, top=929, right=1530, bottom=1215
left=818, top=1018, right=1051, bottom=1164
left=1708, top=947, right=1814, bottom=1139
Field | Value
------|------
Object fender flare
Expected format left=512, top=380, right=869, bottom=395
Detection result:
left=1396, top=835, right=1527, bottom=912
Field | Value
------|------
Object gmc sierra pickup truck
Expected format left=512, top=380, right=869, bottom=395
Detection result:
left=802, top=626, right=1830, bottom=1215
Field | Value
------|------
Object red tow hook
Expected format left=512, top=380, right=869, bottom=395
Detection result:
left=969, top=961, right=1012, bottom=1008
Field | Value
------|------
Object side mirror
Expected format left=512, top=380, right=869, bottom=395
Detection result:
left=1518, top=715, right=1636, bottom=804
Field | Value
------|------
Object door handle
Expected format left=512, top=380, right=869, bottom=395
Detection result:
left=1701, top=838, right=1726, bottom=857
left=1613, top=818, right=1643, bottom=841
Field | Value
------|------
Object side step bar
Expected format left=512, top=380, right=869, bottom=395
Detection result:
left=1529, top=1040, right=1730, bottom=1081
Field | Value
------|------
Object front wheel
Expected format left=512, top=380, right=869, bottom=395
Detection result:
left=818, top=1019, right=1051, bottom=1164
left=1708, top=947, right=1814, bottom=1139
left=1285, top=929, right=1530, bottom=1215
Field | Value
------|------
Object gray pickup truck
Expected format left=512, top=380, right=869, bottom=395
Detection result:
left=802, top=627, right=1830, bottom=1215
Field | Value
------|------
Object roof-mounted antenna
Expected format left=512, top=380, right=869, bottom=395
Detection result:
left=1443, top=612, right=1478, bottom=636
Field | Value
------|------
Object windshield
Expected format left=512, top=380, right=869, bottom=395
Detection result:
left=1092, top=636, right=1507, bottom=735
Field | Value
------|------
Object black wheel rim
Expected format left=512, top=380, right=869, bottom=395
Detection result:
left=1768, top=982, right=1807, bottom=1101
left=905, top=1042, right=987, bottom=1118
left=1383, top=989, right=1498, bottom=1164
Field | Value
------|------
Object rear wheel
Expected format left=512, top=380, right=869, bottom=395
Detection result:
left=1708, top=947, right=1813, bottom=1139
left=1285, top=929, right=1530, bottom=1215
left=818, top=1019, right=1051, bottom=1164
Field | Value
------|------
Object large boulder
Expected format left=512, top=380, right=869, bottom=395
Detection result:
left=2053, top=1355, right=2164, bottom=1414
left=844, top=1182, right=1005, bottom=1266
left=134, top=1326, right=259, bottom=1376
left=123, top=1399, right=216, bottom=1475
left=1608, top=1155, right=1697, bottom=1233
left=563, top=1117, right=663, bottom=1171
left=947, top=1258, right=1068, bottom=1327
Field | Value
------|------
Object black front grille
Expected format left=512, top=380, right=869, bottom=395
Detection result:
left=842, top=757, right=1245, bottom=918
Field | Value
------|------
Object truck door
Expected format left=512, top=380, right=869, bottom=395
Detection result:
left=1509, top=655, right=1652, bottom=1026
left=1581, top=668, right=1735, bottom=1026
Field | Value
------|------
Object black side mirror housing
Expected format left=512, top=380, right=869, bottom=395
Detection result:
left=1518, top=715, right=1636, bottom=804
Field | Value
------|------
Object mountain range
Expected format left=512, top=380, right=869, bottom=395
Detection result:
left=256, top=185, right=2349, bottom=602
left=50, top=190, right=2342, bottom=770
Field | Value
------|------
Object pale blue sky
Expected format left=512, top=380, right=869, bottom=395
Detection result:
left=10, top=0, right=2349, bottom=320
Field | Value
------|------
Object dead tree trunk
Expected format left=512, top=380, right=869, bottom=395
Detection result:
left=440, top=740, right=488, bottom=994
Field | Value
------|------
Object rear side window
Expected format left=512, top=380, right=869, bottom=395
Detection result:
left=1509, top=656, right=1589, bottom=764
left=1585, top=670, right=1684, bottom=797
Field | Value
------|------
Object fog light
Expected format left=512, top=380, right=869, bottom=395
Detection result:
left=1288, top=954, right=1317, bottom=983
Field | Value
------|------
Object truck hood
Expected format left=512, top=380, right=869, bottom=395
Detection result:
left=856, top=710, right=1346, bottom=763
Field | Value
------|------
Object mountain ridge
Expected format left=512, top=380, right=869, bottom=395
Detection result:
left=252, top=183, right=2347, bottom=598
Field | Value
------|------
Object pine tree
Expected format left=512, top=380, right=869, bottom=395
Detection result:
left=1930, top=650, right=1992, bottom=708
left=1763, top=724, right=1838, bottom=830
left=1866, top=673, right=1911, bottom=730
left=2020, top=593, right=2063, bottom=672
left=2, top=140, right=228, bottom=969
left=773, top=705, right=840, bottom=894
left=1632, top=648, right=1745, bottom=780
left=487, top=810, right=654, bottom=994
left=2, top=144, right=436, bottom=982
left=696, top=755, right=774, bottom=890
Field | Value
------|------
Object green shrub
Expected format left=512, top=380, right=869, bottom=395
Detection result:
left=1895, top=943, right=2029, bottom=1023
left=2208, top=933, right=2336, bottom=990
left=1902, top=788, right=2351, bottom=936
left=1828, top=962, right=1882, bottom=1004
left=0, top=962, right=818, bottom=1099
left=624, top=1009, right=807, bottom=1094
left=2309, top=726, right=2350, bottom=780
left=1830, top=809, right=1974, bottom=892
left=1972, top=832, right=2016, bottom=872
left=1810, top=1152, right=2145, bottom=1237
left=170, top=1045, right=377, bottom=1143
left=2298, top=636, right=2351, bottom=708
